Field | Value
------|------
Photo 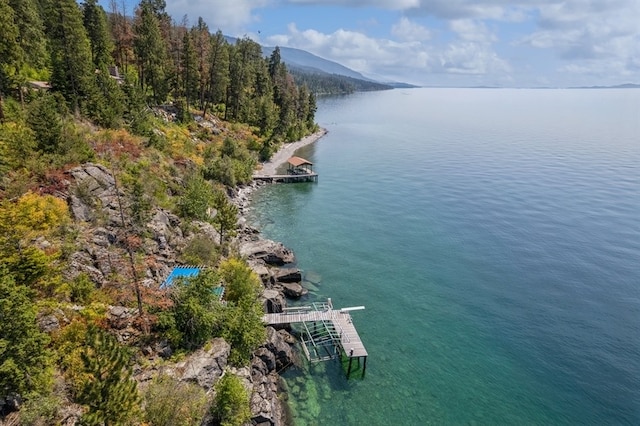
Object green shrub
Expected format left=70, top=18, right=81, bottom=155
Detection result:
left=177, top=173, right=214, bottom=221
left=211, top=372, right=251, bottom=426
left=158, top=270, right=223, bottom=350
left=181, top=235, right=220, bottom=266
left=144, top=375, right=208, bottom=426
left=220, top=298, right=266, bottom=366
left=69, top=274, right=96, bottom=304
left=219, top=258, right=261, bottom=304
left=18, top=393, right=62, bottom=425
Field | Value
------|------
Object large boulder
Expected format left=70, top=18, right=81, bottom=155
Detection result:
left=273, top=268, right=302, bottom=283
left=262, top=327, right=295, bottom=371
left=261, top=289, right=286, bottom=314
left=280, top=282, right=307, bottom=299
left=166, top=338, right=230, bottom=390
left=247, top=259, right=271, bottom=285
left=240, top=239, right=295, bottom=266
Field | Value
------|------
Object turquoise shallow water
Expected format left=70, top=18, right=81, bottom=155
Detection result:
left=248, top=89, right=640, bottom=425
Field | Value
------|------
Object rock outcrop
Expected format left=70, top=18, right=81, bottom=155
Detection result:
left=240, top=239, right=295, bottom=266
left=248, top=327, right=297, bottom=426
left=261, top=289, right=286, bottom=314
left=279, top=282, right=308, bottom=299
left=67, top=163, right=122, bottom=225
left=163, top=338, right=231, bottom=391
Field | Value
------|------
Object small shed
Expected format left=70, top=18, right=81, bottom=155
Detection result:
left=287, top=156, right=313, bottom=175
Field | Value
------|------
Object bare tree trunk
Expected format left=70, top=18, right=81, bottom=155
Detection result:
left=112, top=165, right=144, bottom=316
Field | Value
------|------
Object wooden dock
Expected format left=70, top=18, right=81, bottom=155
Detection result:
left=263, top=300, right=367, bottom=377
left=253, top=172, right=318, bottom=183
left=253, top=156, right=318, bottom=183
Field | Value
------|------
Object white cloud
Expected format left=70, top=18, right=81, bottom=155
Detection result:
left=517, top=0, right=640, bottom=80
left=441, top=42, right=511, bottom=75
left=449, top=19, right=496, bottom=43
left=391, top=17, right=432, bottom=42
left=285, top=0, right=420, bottom=10
left=165, top=0, right=270, bottom=32
left=266, top=22, right=511, bottom=84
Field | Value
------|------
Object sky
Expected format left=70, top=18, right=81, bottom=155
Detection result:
left=115, top=0, right=640, bottom=87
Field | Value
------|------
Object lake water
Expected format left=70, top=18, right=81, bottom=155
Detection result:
left=248, top=88, right=640, bottom=425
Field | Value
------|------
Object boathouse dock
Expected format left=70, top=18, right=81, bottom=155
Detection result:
left=253, top=156, right=318, bottom=183
left=263, top=299, right=367, bottom=378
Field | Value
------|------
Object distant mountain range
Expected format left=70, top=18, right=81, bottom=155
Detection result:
left=265, top=45, right=417, bottom=89
left=262, top=45, right=372, bottom=81
left=225, top=36, right=415, bottom=91
left=573, top=83, right=640, bottom=89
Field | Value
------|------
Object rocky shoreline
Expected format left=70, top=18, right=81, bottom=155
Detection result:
left=230, top=130, right=328, bottom=425
left=33, top=131, right=326, bottom=425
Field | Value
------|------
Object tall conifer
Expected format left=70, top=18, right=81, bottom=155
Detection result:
left=82, top=0, right=114, bottom=69
left=192, top=17, right=211, bottom=109
left=0, top=270, right=52, bottom=399
left=134, top=2, right=168, bottom=103
left=181, top=31, right=198, bottom=109
left=203, top=30, right=229, bottom=116
left=0, top=0, right=20, bottom=121
left=44, top=0, right=96, bottom=114
left=8, top=0, right=47, bottom=70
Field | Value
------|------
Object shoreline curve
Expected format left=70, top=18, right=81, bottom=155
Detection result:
left=254, top=128, right=328, bottom=176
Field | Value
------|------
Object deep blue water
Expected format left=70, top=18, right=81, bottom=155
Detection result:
left=248, top=89, right=640, bottom=425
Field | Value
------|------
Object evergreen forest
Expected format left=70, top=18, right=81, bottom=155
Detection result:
left=0, top=0, right=322, bottom=424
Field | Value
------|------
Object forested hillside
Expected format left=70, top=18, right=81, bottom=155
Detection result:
left=289, top=67, right=393, bottom=95
left=0, top=0, right=318, bottom=424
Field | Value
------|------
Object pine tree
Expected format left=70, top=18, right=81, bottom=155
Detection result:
left=181, top=30, right=199, bottom=110
left=0, top=0, right=20, bottom=122
left=84, top=0, right=127, bottom=127
left=212, top=189, right=238, bottom=246
left=26, top=93, right=65, bottom=153
left=134, top=1, right=168, bottom=103
left=77, top=327, right=140, bottom=425
left=8, top=0, right=47, bottom=71
left=203, top=30, right=229, bottom=116
left=268, top=46, right=281, bottom=80
left=43, top=0, right=96, bottom=114
left=82, top=0, right=114, bottom=69
left=307, top=90, right=317, bottom=129
left=192, top=17, right=211, bottom=109
left=226, top=37, right=263, bottom=121
left=0, top=270, right=52, bottom=399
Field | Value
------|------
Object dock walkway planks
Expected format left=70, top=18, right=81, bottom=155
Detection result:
left=253, top=172, right=318, bottom=183
left=263, top=309, right=368, bottom=358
